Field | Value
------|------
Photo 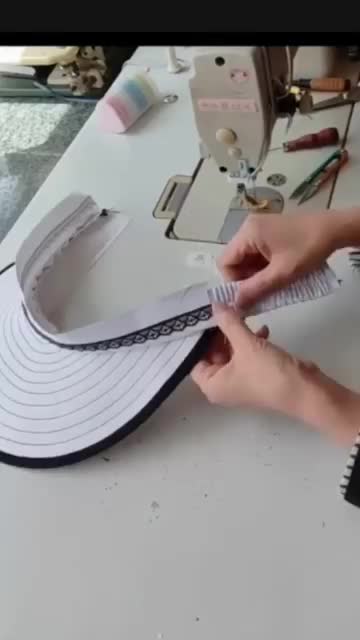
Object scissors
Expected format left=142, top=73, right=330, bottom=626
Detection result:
left=289, top=149, right=349, bottom=205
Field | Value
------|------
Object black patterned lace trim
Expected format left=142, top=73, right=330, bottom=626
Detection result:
left=22, top=304, right=213, bottom=351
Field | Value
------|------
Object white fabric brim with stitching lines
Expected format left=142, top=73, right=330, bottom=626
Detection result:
left=0, top=193, right=340, bottom=467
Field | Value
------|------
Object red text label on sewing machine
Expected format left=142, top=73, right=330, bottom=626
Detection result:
left=197, top=98, right=258, bottom=113
left=230, top=69, right=249, bottom=83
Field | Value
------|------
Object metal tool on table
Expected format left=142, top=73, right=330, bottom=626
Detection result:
left=289, top=149, right=349, bottom=205
left=297, top=89, right=314, bottom=115
left=312, top=85, right=360, bottom=112
left=271, top=127, right=339, bottom=152
left=294, top=77, right=351, bottom=92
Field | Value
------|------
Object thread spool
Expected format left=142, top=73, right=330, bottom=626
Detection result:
left=96, top=73, right=159, bottom=133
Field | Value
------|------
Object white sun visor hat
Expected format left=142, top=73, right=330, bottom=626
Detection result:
left=0, top=193, right=340, bottom=468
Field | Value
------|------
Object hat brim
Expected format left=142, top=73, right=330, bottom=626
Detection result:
left=0, top=264, right=211, bottom=468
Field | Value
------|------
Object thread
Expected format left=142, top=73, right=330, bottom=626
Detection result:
left=96, top=73, right=159, bottom=133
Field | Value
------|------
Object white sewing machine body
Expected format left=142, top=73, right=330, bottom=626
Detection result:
left=1, top=47, right=360, bottom=640
left=189, top=47, right=297, bottom=179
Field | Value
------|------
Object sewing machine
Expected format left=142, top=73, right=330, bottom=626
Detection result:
left=191, top=46, right=299, bottom=239
left=155, top=46, right=350, bottom=244
left=190, top=47, right=297, bottom=181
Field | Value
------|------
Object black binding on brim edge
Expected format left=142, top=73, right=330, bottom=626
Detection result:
left=0, top=263, right=213, bottom=469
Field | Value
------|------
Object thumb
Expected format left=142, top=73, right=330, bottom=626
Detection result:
left=212, top=303, right=254, bottom=346
left=237, top=261, right=284, bottom=307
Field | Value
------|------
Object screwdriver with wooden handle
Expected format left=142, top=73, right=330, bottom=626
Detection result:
left=272, top=127, right=339, bottom=152
left=294, top=77, right=351, bottom=92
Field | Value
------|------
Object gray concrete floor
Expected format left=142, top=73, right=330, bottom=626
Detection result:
left=0, top=98, right=95, bottom=242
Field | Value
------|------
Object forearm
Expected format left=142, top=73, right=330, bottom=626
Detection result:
left=292, top=367, right=360, bottom=507
left=326, top=207, right=360, bottom=252
left=282, top=363, right=360, bottom=446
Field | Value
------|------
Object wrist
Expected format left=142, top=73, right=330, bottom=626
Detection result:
left=282, top=361, right=360, bottom=445
left=325, top=207, right=360, bottom=253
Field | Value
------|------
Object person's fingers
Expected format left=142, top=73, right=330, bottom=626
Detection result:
left=255, top=324, right=269, bottom=340
left=219, top=245, right=269, bottom=282
left=219, top=265, right=245, bottom=283
left=204, top=330, right=231, bottom=365
left=218, top=240, right=260, bottom=282
left=212, top=303, right=255, bottom=346
left=222, top=262, right=269, bottom=283
left=191, top=359, right=223, bottom=391
left=191, top=358, right=232, bottom=404
left=237, top=260, right=288, bottom=307
left=217, top=235, right=248, bottom=276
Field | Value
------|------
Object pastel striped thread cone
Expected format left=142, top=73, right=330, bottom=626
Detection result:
left=96, top=73, right=159, bottom=133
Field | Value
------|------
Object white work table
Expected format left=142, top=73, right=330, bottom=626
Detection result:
left=1, top=47, right=360, bottom=640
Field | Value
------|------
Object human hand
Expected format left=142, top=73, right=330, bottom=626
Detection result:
left=192, top=304, right=360, bottom=445
left=218, top=212, right=337, bottom=308
left=191, top=303, right=314, bottom=414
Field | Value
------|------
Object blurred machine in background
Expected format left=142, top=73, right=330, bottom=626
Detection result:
left=0, top=46, right=136, bottom=100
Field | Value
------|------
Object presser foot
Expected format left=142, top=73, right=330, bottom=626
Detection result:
left=218, top=186, right=284, bottom=243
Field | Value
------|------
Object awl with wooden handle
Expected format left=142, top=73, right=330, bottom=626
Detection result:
left=272, top=127, right=339, bottom=152
left=294, top=77, right=351, bottom=92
